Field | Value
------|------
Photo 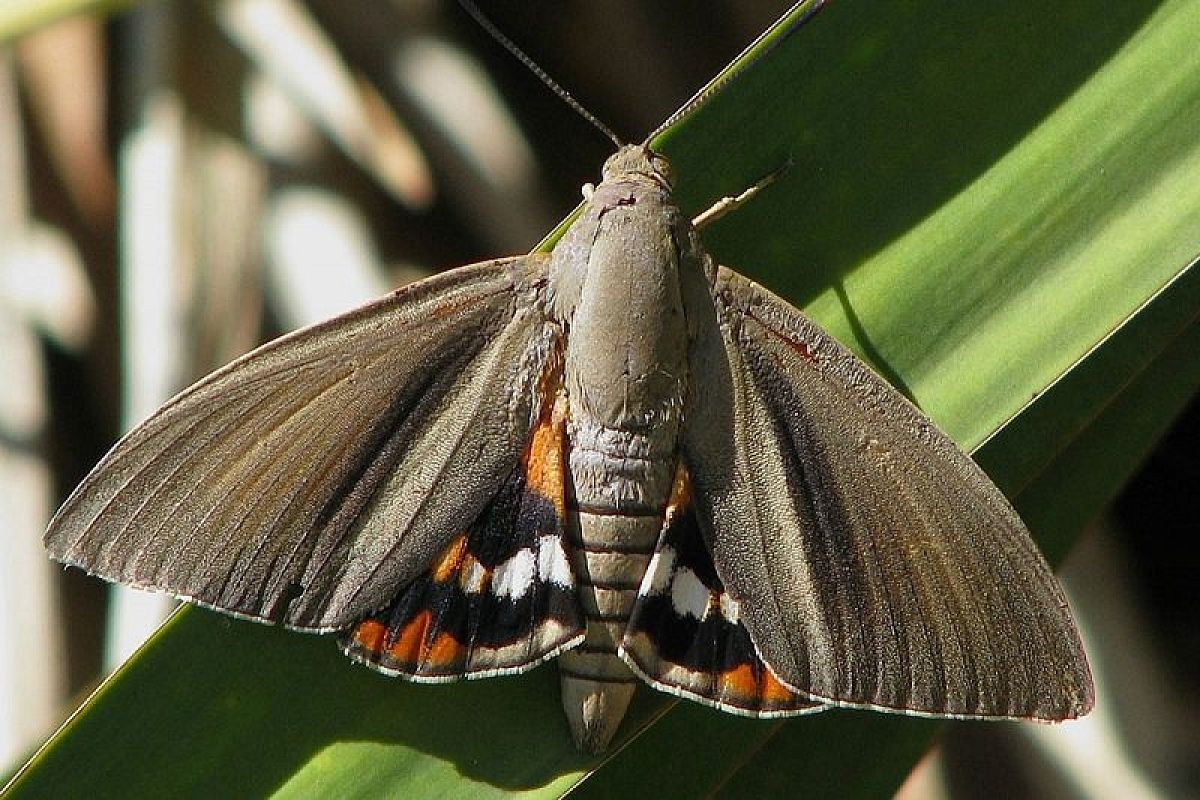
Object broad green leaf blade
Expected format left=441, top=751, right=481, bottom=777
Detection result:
left=658, top=0, right=1193, bottom=456
left=567, top=706, right=936, bottom=800
left=11, top=0, right=1200, bottom=797
left=578, top=0, right=1200, bottom=796
left=10, top=609, right=607, bottom=798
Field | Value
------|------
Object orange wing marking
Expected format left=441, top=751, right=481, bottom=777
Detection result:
left=430, top=534, right=469, bottom=583
left=521, top=361, right=568, bottom=519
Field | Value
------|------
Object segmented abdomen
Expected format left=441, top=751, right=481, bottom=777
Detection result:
left=556, top=421, right=678, bottom=751
left=558, top=509, right=660, bottom=685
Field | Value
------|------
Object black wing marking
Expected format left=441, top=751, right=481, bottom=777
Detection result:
left=343, top=391, right=586, bottom=678
left=622, top=465, right=825, bottom=717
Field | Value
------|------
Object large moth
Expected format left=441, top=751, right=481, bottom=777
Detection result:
left=45, top=141, right=1093, bottom=753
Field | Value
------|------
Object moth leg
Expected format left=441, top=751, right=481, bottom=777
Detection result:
left=691, top=158, right=793, bottom=229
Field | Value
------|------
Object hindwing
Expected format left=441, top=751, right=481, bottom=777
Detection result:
left=622, top=466, right=825, bottom=717
left=343, top=392, right=586, bottom=678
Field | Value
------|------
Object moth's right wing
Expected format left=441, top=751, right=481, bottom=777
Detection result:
left=683, top=266, right=1093, bottom=720
left=46, top=256, right=560, bottom=632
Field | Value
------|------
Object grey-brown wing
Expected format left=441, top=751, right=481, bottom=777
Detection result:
left=46, top=256, right=558, bottom=632
left=682, top=266, right=1093, bottom=719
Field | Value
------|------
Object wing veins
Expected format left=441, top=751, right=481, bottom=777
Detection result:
left=130, top=360, right=358, bottom=588
left=337, top=313, right=540, bottom=617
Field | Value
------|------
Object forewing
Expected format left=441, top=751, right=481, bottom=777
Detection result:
left=683, top=266, right=1093, bottom=719
left=343, top=392, right=585, bottom=678
left=46, top=256, right=559, bottom=631
left=622, top=465, right=825, bottom=717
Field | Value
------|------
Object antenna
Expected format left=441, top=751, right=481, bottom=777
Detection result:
left=456, top=0, right=624, bottom=148
left=647, top=0, right=828, bottom=142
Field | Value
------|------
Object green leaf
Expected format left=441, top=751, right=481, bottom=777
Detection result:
left=14, top=610, right=605, bottom=798
left=580, top=0, right=1200, bottom=795
left=9, top=0, right=1200, bottom=797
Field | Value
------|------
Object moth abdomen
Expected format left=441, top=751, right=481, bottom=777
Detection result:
left=558, top=506, right=663, bottom=753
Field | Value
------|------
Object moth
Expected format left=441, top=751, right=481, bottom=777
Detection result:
left=45, top=141, right=1093, bottom=754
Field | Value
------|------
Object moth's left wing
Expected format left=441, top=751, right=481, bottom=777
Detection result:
left=46, top=256, right=559, bottom=632
left=682, top=266, right=1094, bottom=720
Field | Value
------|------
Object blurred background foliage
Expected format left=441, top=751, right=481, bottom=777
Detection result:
left=1, top=0, right=1198, bottom=797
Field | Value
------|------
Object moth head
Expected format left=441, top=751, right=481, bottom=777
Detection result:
left=601, top=145, right=674, bottom=190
